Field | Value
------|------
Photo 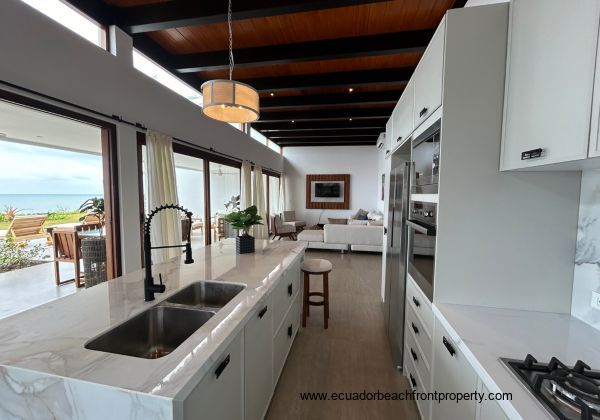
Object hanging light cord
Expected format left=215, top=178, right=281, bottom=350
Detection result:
left=228, top=0, right=234, bottom=81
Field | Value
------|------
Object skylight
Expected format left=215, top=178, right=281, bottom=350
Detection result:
left=268, top=141, right=282, bottom=154
left=133, top=50, right=203, bottom=107
left=19, top=0, right=105, bottom=48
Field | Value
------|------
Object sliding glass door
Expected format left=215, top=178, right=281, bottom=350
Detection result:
left=209, top=162, right=240, bottom=242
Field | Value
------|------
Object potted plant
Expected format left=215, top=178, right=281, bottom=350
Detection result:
left=79, top=197, right=105, bottom=227
left=224, top=205, right=263, bottom=254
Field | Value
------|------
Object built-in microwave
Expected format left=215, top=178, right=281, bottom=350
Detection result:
left=411, top=119, right=441, bottom=196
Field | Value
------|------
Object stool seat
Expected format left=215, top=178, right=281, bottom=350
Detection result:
left=301, top=258, right=332, bottom=274
left=301, top=259, right=332, bottom=329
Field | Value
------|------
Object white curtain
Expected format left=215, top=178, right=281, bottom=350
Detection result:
left=279, top=172, right=287, bottom=213
left=240, top=160, right=252, bottom=210
left=146, top=129, right=182, bottom=263
left=252, top=165, right=268, bottom=239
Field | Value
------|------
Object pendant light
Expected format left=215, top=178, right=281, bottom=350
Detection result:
left=201, top=0, right=259, bottom=123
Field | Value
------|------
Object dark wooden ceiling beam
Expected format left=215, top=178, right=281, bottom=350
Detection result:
left=261, top=90, right=402, bottom=109
left=116, top=0, right=392, bottom=34
left=172, top=30, right=433, bottom=73
left=258, top=106, right=392, bottom=123
left=257, top=120, right=385, bottom=131
left=268, top=131, right=381, bottom=138
left=280, top=142, right=374, bottom=147
left=239, top=67, right=414, bottom=92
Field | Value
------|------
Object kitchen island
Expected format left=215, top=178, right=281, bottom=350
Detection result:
left=0, top=239, right=306, bottom=420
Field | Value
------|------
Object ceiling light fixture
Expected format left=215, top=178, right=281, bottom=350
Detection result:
left=201, top=0, right=259, bottom=123
left=349, top=118, right=353, bottom=121
left=348, top=87, right=354, bottom=93
left=270, top=92, right=274, bottom=97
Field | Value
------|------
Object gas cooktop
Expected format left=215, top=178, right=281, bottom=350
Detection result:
left=502, top=354, right=600, bottom=420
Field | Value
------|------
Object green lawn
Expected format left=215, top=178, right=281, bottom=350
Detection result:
left=0, top=213, right=86, bottom=230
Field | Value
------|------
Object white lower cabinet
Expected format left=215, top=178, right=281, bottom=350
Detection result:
left=478, top=385, right=509, bottom=420
left=431, top=317, right=478, bottom=420
left=273, top=289, right=301, bottom=383
left=183, top=332, right=244, bottom=420
left=244, top=294, right=274, bottom=420
left=179, top=253, right=304, bottom=420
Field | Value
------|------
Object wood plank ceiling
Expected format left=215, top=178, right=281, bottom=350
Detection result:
left=68, top=0, right=467, bottom=146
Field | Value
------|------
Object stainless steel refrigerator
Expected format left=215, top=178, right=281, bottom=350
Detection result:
left=383, top=142, right=411, bottom=369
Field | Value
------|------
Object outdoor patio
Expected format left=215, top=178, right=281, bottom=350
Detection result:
left=0, top=223, right=208, bottom=320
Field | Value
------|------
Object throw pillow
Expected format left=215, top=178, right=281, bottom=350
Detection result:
left=367, top=210, right=383, bottom=221
left=368, top=220, right=384, bottom=226
left=327, top=218, right=348, bottom=225
left=352, top=208, right=369, bottom=219
left=348, top=219, right=368, bottom=226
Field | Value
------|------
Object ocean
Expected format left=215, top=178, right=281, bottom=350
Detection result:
left=0, top=194, right=103, bottom=214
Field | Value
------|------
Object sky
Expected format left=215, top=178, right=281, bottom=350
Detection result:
left=0, top=142, right=104, bottom=195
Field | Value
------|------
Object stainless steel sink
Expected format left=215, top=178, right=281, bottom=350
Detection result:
left=166, top=281, right=245, bottom=310
left=85, top=306, right=214, bottom=359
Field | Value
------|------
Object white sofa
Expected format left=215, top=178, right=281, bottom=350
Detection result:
left=297, top=223, right=384, bottom=252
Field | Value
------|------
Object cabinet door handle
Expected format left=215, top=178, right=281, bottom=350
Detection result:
left=411, top=322, right=419, bottom=335
left=410, top=348, right=418, bottom=362
left=521, top=148, right=543, bottom=160
left=288, top=283, right=293, bottom=296
left=258, top=306, right=268, bottom=319
left=419, top=107, right=428, bottom=118
left=409, top=373, right=417, bottom=388
left=412, top=296, right=421, bottom=307
left=443, top=336, right=456, bottom=357
left=215, top=354, right=230, bottom=379
left=287, top=324, right=293, bottom=338
left=396, top=136, right=403, bottom=143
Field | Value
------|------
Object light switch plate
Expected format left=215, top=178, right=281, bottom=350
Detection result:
left=591, top=291, right=600, bottom=310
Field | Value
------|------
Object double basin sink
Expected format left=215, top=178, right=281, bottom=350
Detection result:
left=85, top=281, right=245, bottom=359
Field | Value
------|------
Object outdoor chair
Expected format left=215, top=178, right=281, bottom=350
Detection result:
left=0, top=215, right=48, bottom=242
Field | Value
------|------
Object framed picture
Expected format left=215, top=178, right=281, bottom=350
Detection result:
left=381, top=174, right=385, bottom=201
left=306, top=174, right=350, bottom=209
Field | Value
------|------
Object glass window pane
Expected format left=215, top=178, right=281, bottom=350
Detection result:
left=141, top=146, right=205, bottom=248
left=210, top=162, right=240, bottom=242
left=19, top=0, right=105, bottom=48
left=268, top=140, right=281, bottom=153
left=133, top=50, right=203, bottom=107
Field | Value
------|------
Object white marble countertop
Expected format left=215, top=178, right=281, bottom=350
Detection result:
left=433, top=303, right=600, bottom=420
left=0, top=239, right=306, bottom=400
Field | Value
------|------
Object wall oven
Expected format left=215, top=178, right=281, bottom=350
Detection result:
left=407, top=120, right=440, bottom=301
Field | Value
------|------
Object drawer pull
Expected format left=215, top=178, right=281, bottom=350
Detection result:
left=409, top=373, right=417, bottom=388
left=215, top=354, right=230, bottom=379
left=396, top=136, right=402, bottom=143
left=410, top=348, right=418, bottom=362
left=419, top=107, right=428, bottom=118
left=287, top=324, right=293, bottom=338
left=443, top=336, right=456, bottom=357
left=288, top=283, right=293, bottom=296
left=258, top=306, right=268, bottom=319
left=521, top=148, right=543, bottom=160
left=411, top=322, right=419, bottom=335
left=412, top=296, right=421, bottom=307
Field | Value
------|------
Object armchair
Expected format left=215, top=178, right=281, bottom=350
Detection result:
left=281, top=211, right=306, bottom=232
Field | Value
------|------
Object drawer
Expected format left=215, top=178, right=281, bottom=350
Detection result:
left=273, top=259, right=301, bottom=335
left=404, top=344, right=430, bottom=420
left=405, top=321, right=431, bottom=389
left=273, top=290, right=301, bottom=383
left=405, top=303, right=432, bottom=365
left=407, top=274, right=433, bottom=338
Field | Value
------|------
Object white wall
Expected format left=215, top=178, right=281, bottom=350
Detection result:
left=0, top=0, right=283, bottom=273
left=282, top=146, right=379, bottom=226
left=572, top=170, right=600, bottom=330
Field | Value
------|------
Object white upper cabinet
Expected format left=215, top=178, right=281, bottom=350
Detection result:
left=392, top=80, right=414, bottom=151
left=385, top=116, right=393, bottom=156
left=414, top=18, right=445, bottom=129
left=501, top=0, right=600, bottom=170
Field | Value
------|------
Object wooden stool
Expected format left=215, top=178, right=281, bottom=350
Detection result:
left=301, top=259, right=332, bottom=329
